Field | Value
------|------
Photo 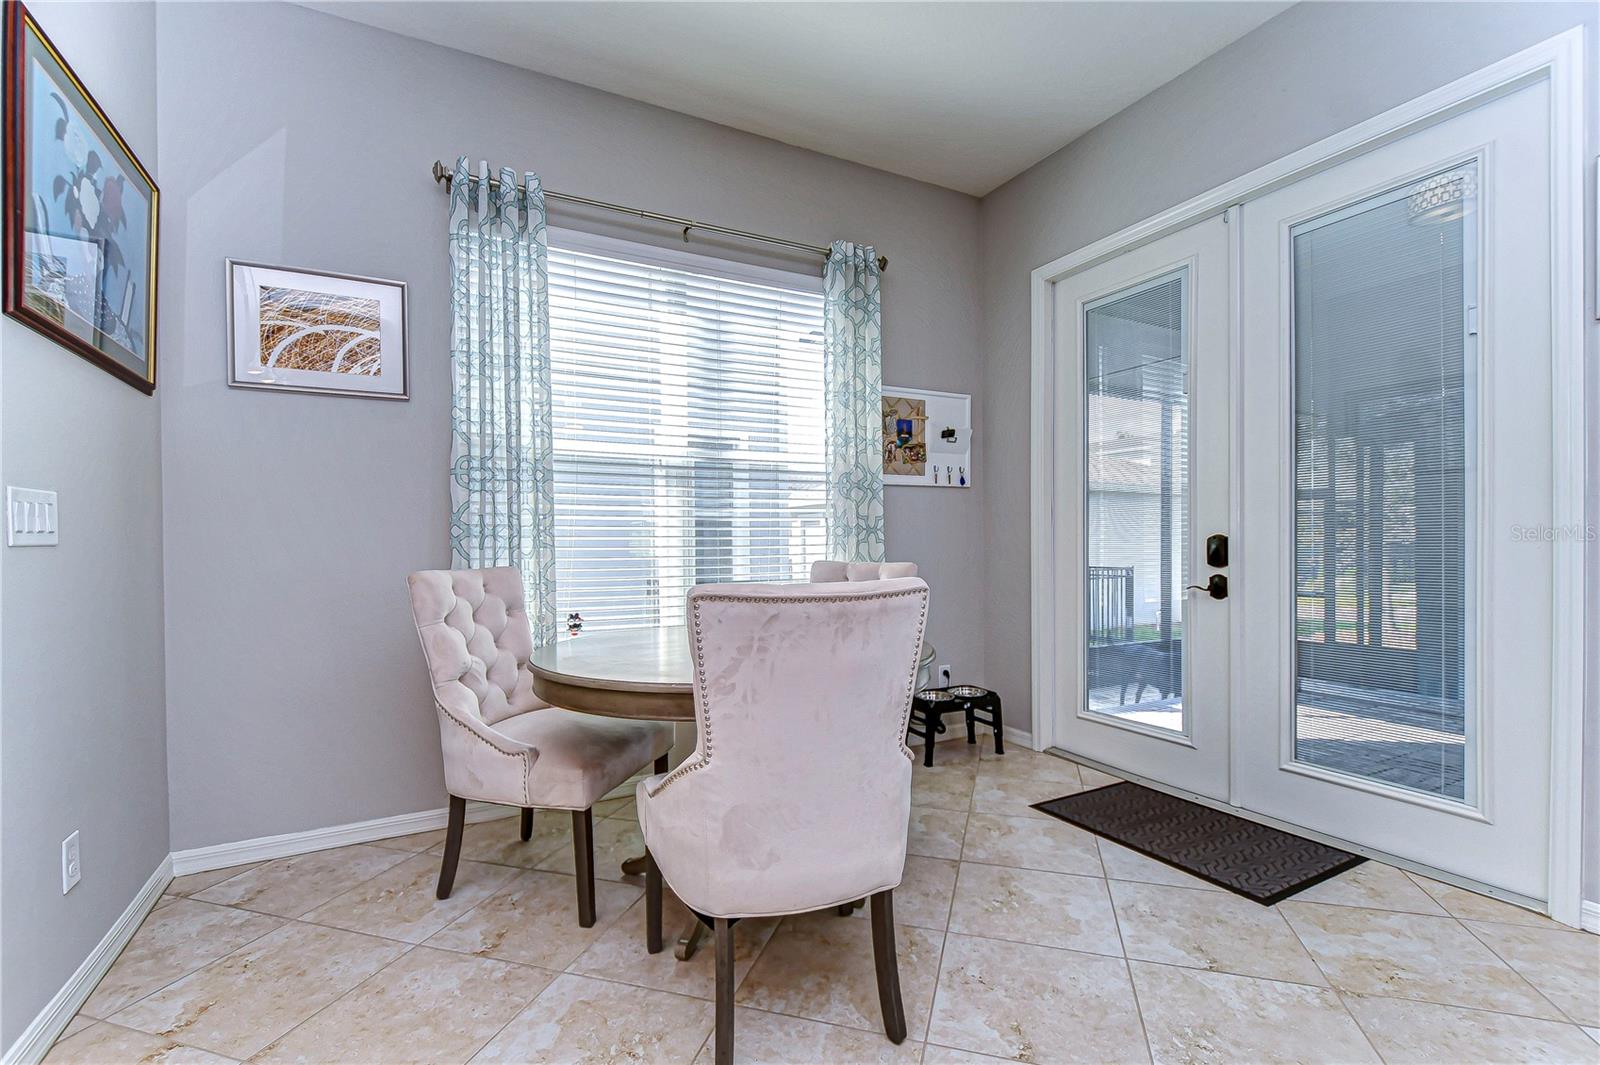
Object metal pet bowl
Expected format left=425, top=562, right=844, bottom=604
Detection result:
left=917, top=688, right=956, bottom=702
left=946, top=685, right=988, bottom=699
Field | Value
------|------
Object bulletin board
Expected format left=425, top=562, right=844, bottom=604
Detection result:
left=880, top=386, right=972, bottom=488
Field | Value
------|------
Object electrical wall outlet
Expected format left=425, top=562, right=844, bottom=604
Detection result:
left=62, top=831, right=81, bottom=894
left=938, top=663, right=953, bottom=686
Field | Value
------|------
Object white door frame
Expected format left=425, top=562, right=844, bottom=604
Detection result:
left=1028, top=27, right=1586, bottom=924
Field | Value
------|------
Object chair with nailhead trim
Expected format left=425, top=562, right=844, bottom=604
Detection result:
left=808, top=559, right=918, bottom=582
left=636, top=577, right=929, bottom=1065
left=406, top=567, right=672, bottom=927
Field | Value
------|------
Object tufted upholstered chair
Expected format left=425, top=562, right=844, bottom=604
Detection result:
left=636, top=577, right=929, bottom=1065
left=407, top=567, right=672, bottom=926
left=809, top=559, right=918, bottom=582
left=813, top=560, right=931, bottom=691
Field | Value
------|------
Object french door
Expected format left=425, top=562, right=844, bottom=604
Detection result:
left=1048, top=71, right=1564, bottom=901
left=1050, top=216, right=1232, bottom=801
left=1235, top=77, right=1554, bottom=899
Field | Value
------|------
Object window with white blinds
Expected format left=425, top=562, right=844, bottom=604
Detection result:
left=548, top=235, right=827, bottom=631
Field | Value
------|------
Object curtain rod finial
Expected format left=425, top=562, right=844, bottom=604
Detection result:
left=432, top=159, right=449, bottom=186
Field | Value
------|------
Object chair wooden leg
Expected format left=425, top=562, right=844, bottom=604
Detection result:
left=645, top=849, right=663, bottom=954
left=573, top=809, right=596, bottom=928
left=520, top=807, right=534, bottom=841
left=714, top=917, right=735, bottom=1065
left=436, top=795, right=466, bottom=900
left=655, top=752, right=670, bottom=774
left=870, top=890, right=907, bottom=1044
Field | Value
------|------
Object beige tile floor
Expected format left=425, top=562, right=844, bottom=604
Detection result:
left=46, top=739, right=1600, bottom=1065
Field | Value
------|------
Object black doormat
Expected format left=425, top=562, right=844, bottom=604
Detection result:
left=1033, top=782, right=1365, bottom=905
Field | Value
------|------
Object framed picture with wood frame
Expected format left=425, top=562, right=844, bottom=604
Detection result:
left=3, top=1, right=160, bottom=394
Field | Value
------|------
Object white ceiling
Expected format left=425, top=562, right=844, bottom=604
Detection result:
left=309, top=2, right=1290, bottom=196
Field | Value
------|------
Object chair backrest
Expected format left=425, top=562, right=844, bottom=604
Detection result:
left=680, top=577, right=929, bottom=901
left=407, top=567, right=543, bottom=727
left=809, top=559, right=918, bottom=582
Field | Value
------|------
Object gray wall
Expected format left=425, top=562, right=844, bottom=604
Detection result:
left=155, top=2, right=983, bottom=852
left=4, top=5, right=1596, bottom=1042
left=977, top=1, right=1599, bottom=899
left=0, top=1, right=168, bottom=1047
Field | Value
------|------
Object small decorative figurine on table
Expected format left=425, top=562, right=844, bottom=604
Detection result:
left=566, top=612, right=584, bottom=636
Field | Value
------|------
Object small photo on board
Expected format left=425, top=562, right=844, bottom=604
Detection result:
left=882, top=393, right=927, bottom=476
left=227, top=261, right=408, bottom=399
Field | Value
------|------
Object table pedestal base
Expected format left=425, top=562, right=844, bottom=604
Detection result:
left=675, top=918, right=705, bottom=960
left=621, top=851, right=706, bottom=960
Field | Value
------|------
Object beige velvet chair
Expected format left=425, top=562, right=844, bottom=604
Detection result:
left=636, top=577, right=930, bottom=1065
left=813, top=560, right=931, bottom=689
left=407, top=567, right=672, bottom=926
left=809, top=559, right=918, bottom=582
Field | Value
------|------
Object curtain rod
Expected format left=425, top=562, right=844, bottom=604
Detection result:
left=430, top=161, right=886, bottom=272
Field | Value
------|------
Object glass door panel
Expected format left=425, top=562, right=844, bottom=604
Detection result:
left=1288, top=165, right=1476, bottom=804
left=1051, top=213, right=1230, bottom=801
left=1084, top=271, right=1189, bottom=734
left=1236, top=74, right=1554, bottom=899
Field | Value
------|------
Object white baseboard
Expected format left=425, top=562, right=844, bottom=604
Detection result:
left=170, top=800, right=516, bottom=876
left=1003, top=726, right=1036, bottom=751
left=1582, top=899, right=1599, bottom=934
left=10, top=802, right=522, bottom=1062
left=2, top=856, right=172, bottom=1065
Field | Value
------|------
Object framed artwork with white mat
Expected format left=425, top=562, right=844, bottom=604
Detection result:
left=226, top=259, right=408, bottom=399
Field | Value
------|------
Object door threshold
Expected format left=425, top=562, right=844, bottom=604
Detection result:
left=1052, top=747, right=1555, bottom=923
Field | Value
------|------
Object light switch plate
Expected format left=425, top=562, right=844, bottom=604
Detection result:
left=6, top=487, right=58, bottom=546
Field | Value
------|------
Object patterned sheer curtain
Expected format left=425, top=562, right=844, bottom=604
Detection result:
left=447, top=156, right=557, bottom=643
left=822, top=240, right=886, bottom=562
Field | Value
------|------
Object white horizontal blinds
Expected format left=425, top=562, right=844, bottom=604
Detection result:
left=548, top=243, right=826, bottom=630
left=1290, top=164, right=1475, bottom=802
left=1083, top=271, right=1188, bottom=729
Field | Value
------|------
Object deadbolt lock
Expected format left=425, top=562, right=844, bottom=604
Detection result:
left=1206, top=533, right=1229, bottom=568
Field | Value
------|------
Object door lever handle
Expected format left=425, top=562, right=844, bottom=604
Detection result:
left=1186, top=574, right=1228, bottom=600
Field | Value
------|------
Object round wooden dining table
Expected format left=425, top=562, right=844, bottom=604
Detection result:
left=528, top=625, right=936, bottom=958
left=528, top=625, right=937, bottom=722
